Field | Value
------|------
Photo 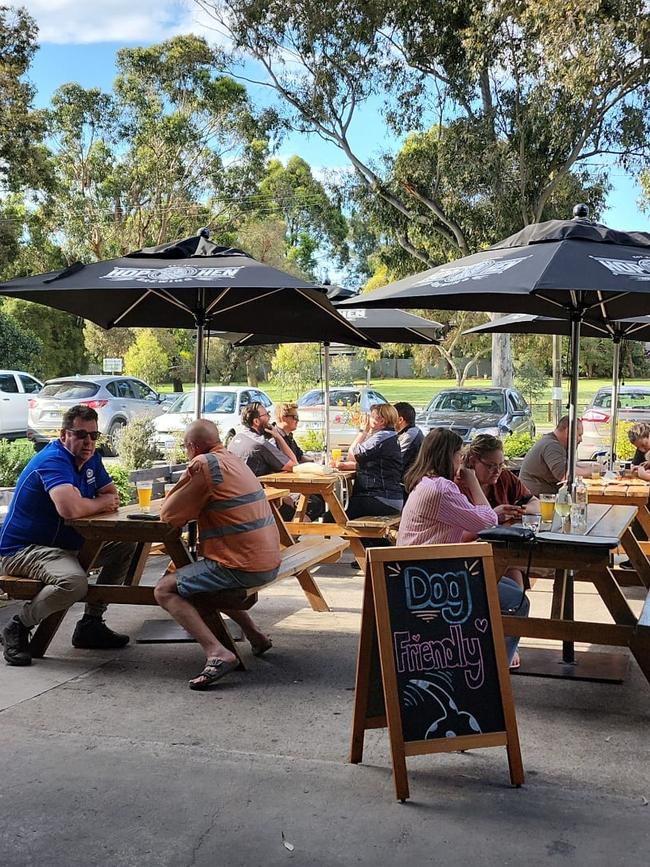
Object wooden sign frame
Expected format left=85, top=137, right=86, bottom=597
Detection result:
left=350, top=543, right=524, bottom=801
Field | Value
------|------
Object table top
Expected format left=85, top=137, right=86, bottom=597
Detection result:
left=259, top=470, right=355, bottom=489
left=532, top=503, right=637, bottom=548
left=584, top=478, right=649, bottom=500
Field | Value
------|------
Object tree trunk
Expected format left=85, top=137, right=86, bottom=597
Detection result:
left=170, top=376, right=183, bottom=392
left=490, top=321, right=513, bottom=387
left=246, top=359, right=259, bottom=386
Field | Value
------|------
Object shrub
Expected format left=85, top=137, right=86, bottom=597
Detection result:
left=114, top=416, right=159, bottom=470
left=108, top=464, right=133, bottom=505
left=295, top=429, right=325, bottom=453
left=615, top=421, right=636, bottom=461
left=0, top=439, right=34, bottom=486
left=503, top=431, right=536, bottom=458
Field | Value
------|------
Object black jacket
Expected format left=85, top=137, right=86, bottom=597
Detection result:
left=353, top=430, right=403, bottom=500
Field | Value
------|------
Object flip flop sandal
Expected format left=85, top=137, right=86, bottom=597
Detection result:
left=251, top=636, right=273, bottom=657
left=189, top=656, right=238, bottom=690
left=509, top=651, right=521, bottom=670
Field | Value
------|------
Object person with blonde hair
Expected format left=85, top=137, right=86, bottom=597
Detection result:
left=332, top=403, right=403, bottom=519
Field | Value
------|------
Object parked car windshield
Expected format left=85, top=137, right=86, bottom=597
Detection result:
left=426, top=390, right=506, bottom=414
left=298, top=389, right=363, bottom=407
left=40, top=381, right=100, bottom=399
left=169, top=391, right=237, bottom=414
left=593, top=390, right=650, bottom=410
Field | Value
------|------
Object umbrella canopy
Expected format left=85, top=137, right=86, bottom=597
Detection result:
left=338, top=215, right=650, bottom=323
left=0, top=231, right=377, bottom=416
left=224, top=307, right=442, bottom=346
left=215, top=308, right=441, bottom=455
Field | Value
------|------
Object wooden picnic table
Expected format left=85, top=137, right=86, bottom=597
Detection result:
left=491, top=503, right=650, bottom=685
left=258, top=470, right=401, bottom=569
left=3, top=486, right=338, bottom=658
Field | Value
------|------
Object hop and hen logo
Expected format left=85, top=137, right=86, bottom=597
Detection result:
left=100, top=265, right=243, bottom=284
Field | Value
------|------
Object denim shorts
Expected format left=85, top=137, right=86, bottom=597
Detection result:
left=175, top=558, right=279, bottom=598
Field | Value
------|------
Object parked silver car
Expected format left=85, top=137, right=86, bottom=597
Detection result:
left=28, top=375, right=166, bottom=455
left=579, top=385, right=650, bottom=459
left=0, top=370, right=43, bottom=440
left=416, top=387, right=536, bottom=442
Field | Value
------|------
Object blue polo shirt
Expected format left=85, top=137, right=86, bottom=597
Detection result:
left=0, top=440, right=112, bottom=555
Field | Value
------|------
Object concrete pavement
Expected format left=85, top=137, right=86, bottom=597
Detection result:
left=1, top=555, right=649, bottom=866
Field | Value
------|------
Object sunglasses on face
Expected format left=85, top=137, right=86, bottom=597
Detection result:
left=66, top=429, right=101, bottom=441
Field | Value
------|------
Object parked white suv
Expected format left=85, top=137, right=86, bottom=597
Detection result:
left=0, top=370, right=44, bottom=440
left=28, top=375, right=166, bottom=454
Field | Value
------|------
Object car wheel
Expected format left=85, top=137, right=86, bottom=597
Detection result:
left=103, top=419, right=126, bottom=456
left=224, top=429, right=236, bottom=447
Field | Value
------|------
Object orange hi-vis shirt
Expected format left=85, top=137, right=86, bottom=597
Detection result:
left=160, top=444, right=281, bottom=573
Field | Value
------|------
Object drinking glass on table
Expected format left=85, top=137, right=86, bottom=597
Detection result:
left=522, top=513, right=541, bottom=534
left=164, top=483, right=175, bottom=497
left=136, top=480, right=153, bottom=512
left=555, top=487, right=572, bottom=529
left=539, top=493, right=555, bottom=523
left=331, top=447, right=342, bottom=464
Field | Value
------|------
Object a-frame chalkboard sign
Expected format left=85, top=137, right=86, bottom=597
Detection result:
left=350, top=543, right=524, bottom=801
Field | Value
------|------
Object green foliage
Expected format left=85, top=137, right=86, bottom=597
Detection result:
left=271, top=343, right=321, bottom=399
left=616, top=422, right=636, bottom=461
left=294, top=429, right=325, bottom=452
left=114, top=416, right=159, bottom=470
left=0, top=311, right=42, bottom=371
left=2, top=298, right=86, bottom=379
left=503, top=432, right=536, bottom=459
left=84, top=323, right=135, bottom=366
left=515, top=359, right=549, bottom=405
left=0, top=439, right=34, bottom=486
left=124, top=329, right=170, bottom=386
left=107, top=464, right=133, bottom=505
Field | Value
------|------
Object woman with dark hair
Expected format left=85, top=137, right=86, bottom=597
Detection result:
left=397, top=428, right=528, bottom=665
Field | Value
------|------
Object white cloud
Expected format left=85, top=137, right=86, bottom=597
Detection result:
left=23, top=0, right=217, bottom=45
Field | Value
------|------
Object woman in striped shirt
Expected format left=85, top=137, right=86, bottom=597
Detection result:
left=397, top=428, right=528, bottom=665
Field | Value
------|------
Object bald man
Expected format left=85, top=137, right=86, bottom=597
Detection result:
left=156, top=420, right=280, bottom=690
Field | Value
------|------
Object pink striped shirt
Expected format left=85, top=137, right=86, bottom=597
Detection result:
left=397, top=476, right=497, bottom=546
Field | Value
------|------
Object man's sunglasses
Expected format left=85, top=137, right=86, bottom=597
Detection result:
left=66, top=429, right=101, bottom=441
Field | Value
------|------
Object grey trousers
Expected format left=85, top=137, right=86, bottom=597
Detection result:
left=0, top=542, right=138, bottom=629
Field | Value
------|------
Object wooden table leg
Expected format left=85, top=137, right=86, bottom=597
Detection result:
left=633, top=504, right=650, bottom=539
left=550, top=570, right=567, bottom=620
left=621, top=529, right=650, bottom=589
left=591, top=569, right=638, bottom=626
left=325, top=491, right=367, bottom=569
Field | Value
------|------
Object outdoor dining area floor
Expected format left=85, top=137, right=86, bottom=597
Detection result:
left=1, top=551, right=649, bottom=867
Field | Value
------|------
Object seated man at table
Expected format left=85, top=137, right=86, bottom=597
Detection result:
left=626, top=423, right=650, bottom=482
left=519, top=416, right=596, bottom=495
left=394, top=402, right=424, bottom=477
left=156, top=419, right=279, bottom=690
left=229, top=401, right=298, bottom=518
left=0, top=405, right=134, bottom=666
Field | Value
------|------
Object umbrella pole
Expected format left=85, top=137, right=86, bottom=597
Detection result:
left=323, top=342, right=331, bottom=460
left=563, top=311, right=583, bottom=667
left=609, top=338, right=622, bottom=469
left=195, top=309, right=206, bottom=420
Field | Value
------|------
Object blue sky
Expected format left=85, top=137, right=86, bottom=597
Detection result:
left=23, top=0, right=650, bottom=231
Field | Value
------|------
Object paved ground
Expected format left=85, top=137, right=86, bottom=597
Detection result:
left=1, top=553, right=649, bottom=867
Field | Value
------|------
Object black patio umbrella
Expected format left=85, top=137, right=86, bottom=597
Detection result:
left=339, top=208, right=650, bottom=487
left=464, top=313, right=650, bottom=465
left=217, top=307, right=442, bottom=454
left=0, top=231, right=378, bottom=416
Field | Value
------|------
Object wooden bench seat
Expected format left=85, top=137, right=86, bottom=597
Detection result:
left=345, top=514, right=401, bottom=533
left=0, top=537, right=348, bottom=666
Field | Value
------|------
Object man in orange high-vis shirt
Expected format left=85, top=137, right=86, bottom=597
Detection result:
left=156, top=419, right=280, bottom=690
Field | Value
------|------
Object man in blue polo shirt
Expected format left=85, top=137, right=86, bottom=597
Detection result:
left=0, top=405, right=135, bottom=666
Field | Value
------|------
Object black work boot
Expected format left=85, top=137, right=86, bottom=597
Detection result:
left=1, top=616, right=32, bottom=666
left=72, top=615, right=129, bottom=649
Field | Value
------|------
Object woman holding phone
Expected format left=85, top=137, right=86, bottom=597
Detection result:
left=458, top=434, right=539, bottom=523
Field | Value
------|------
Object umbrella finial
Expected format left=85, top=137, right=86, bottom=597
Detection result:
left=572, top=203, right=590, bottom=220
left=198, top=227, right=210, bottom=238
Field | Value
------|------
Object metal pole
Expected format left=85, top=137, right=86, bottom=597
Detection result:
left=194, top=289, right=206, bottom=420
left=552, top=333, right=563, bottom=426
left=323, top=343, right=331, bottom=459
left=609, top=338, right=622, bottom=469
left=562, top=309, right=582, bottom=666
